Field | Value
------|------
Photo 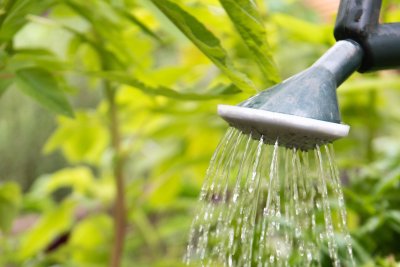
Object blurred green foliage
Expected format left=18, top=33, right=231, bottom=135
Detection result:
left=0, top=0, right=399, bottom=266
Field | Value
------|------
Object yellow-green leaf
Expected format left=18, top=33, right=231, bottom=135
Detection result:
left=19, top=200, right=75, bottom=259
left=44, top=112, right=109, bottom=164
left=117, top=8, right=163, bottom=43
left=44, top=167, right=95, bottom=197
left=68, top=214, right=112, bottom=265
left=0, top=182, right=21, bottom=233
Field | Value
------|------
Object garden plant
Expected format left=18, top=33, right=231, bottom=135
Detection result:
left=0, top=0, right=400, bottom=266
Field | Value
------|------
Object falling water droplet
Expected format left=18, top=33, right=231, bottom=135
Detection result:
left=185, top=128, right=355, bottom=267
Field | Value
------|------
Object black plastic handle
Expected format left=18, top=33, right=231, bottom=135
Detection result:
left=334, top=0, right=400, bottom=72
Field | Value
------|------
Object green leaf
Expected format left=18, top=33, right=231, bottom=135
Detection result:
left=374, top=166, right=400, bottom=194
left=151, top=0, right=256, bottom=92
left=92, top=71, right=240, bottom=100
left=117, top=8, right=163, bottom=43
left=0, top=0, right=55, bottom=42
left=386, top=210, right=400, bottom=233
left=148, top=175, right=181, bottom=208
left=15, top=67, right=74, bottom=117
left=0, top=49, right=12, bottom=96
left=0, top=182, right=21, bottom=233
left=271, top=13, right=334, bottom=45
left=44, top=112, right=109, bottom=164
left=8, top=49, right=70, bottom=72
left=63, top=0, right=127, bottom=69
left=68, top=214, right=112, bottom=265
left=130, top=210, right=160, bottom=247
left=19, top=200, right=75, bottom=259
left=219, top=0, right=280, bottom=84
left=0, top=71, right=13, bottom=97
left=44, top=167, right=96, bottom=197
left=356, top=216, right=383, bottom=236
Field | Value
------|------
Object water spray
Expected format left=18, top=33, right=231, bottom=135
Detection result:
left=219, top=0, right=400, bottom=150
left=185, top=1, right=400, bottom=266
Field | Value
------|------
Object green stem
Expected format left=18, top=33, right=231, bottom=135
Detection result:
left=366, top=90, right=377, bottom=163
left=105, top=83, right=126, bottom=267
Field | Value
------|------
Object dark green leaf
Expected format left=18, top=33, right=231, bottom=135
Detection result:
left=374, top=166, right=400, bottom=194
left=15, top=67, right=74, bottom=117
left=0, top=0, right=55, bottom=42
left=219, top=0, right=280, bottom=84
left=151, top=0, right=256, bottom=92
left=356, top=216, right=382, bottom=236
left=92, top=71, right=240, bottom=100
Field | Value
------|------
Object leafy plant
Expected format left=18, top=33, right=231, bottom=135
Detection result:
left=0, top=0, right=400, bottom=267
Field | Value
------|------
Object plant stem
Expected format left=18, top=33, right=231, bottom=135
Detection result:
left=105, top=83, right=126, bottom=267
left=366, top=90, right=377, bottom=162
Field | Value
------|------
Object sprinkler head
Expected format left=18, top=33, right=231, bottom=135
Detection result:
left=218, top=40, right=363, bottom=151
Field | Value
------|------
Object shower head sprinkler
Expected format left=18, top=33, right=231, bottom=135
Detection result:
left=219, top=40, right=362, bottom=151
left=218, top=0, right=400, bottom=151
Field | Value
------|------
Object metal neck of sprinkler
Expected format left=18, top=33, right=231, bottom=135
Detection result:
left=312, top=40, right=363, bottom=87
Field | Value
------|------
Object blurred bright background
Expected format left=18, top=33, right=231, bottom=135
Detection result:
left=0, top=0, right=400, bottom=266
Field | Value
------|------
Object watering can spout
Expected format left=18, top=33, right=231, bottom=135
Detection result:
left=219, top=0, right=400, bottom=151
left=218, top=40, right=363, bottom=151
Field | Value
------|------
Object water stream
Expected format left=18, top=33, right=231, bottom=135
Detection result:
left=184, top=128, right=355, bottom=267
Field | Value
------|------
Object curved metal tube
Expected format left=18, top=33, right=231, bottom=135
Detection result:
left=312, top=40, right=364, bottom=86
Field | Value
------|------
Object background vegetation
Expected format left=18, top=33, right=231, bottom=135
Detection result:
left=0, top=0, right=399, bottom=266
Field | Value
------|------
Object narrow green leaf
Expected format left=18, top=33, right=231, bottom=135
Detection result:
left=0, top=71, right=13, bottom=97
left=374, top=166, right=400, bottom=194
left=356, top=216, right=382, bottom=236
left=10, top=49, right=70, bottom=71
left=15, top=67, right=74, bottom=117
left=0, top=48, right=12, bottom=96
left=151, top=0, right=256, bottom=92
left=117, top=8, right=163, bottom=43
left=219, top=0, right=280, bottom=84
left=92, top=71, right=240, bottom=100
left=0, top=182, right=21, bottom=233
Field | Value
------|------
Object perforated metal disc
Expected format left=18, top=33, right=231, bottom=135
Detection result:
left=218, top=105, right=349, bottom=151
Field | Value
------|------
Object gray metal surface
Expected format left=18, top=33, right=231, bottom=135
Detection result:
left=218, top=105, right=350, bottom=151
left=239, top=67, right=341, bottom=123
left=217, top=40, right=361, bottom=150
left=313, top=40, right=363, bottom=86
